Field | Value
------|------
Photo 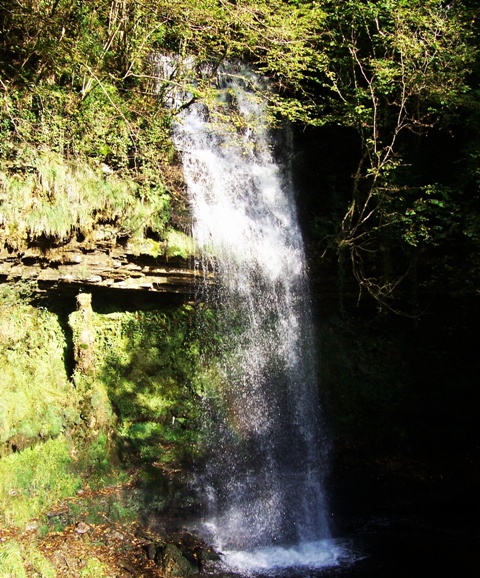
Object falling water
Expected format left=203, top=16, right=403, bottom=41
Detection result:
left=168, top=61, right=342, bottom=573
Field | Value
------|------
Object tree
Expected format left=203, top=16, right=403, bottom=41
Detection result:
left=306, top=0, right=477, bottom=311
left=151, top=0, right=479, bottom=310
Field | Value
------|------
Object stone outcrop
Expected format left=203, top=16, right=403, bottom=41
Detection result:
left=0, top=239, right=214, bottom=296
left=70, top=292, right=96, bottom=376
left=155, top=543, right=198, bottom=577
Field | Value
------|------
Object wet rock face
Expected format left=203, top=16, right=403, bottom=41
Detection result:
left=155, top=543, right=198, bottom=577
left=0, top=240, right=214, bottom=297
left=152, top=531, right=221, bottom=577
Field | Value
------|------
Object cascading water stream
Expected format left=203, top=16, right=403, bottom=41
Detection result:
left=167, top=61, right=345, bottom=573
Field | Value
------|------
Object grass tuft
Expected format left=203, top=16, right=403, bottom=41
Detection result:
left=0, top=151, right=170, bottom=246
left=0, top=541, right=27, bottom=578
left=0, top=436, right=82, bottom=527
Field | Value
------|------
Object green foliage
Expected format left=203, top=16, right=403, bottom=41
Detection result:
left=0, top=540, right=27, bottom=578
left=298, top=0, right=479, bottom=309
left=149, top=0, right=329, bottom=124
left=0, top=1, right=177, bottom=250
left=0, top=286, right=78, bottom=448
left=71, top=304, right=224, bottom=482
left=0, top=436, right=82, bottom=527
left=389, top=184, right=459, bottom=248
left=0, top=150, right=168, bottom=244
left=0, top=129, right=171, bottom=248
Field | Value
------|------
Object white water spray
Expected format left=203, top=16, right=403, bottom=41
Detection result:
left=169, top=61, right=338, bottom=571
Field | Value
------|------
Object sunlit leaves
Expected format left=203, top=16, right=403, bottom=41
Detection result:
left=153, top=0, right=329, bottom=119
left=1, top=0, right=479, bottom=308
left=311, top=0, right=477, bottom=307
left=389, top=184, right=458, bottom=247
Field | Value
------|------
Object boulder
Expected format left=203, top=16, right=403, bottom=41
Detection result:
left=155, top=543, right=198, bottom=578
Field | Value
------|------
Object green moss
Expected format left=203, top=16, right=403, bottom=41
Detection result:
left=0, top=151, right=171, bottom=246
left=0, top=283, right=225, bottom=524
left=165, top=229, right=196, bottom=258
left=0, top=286, right=123, bottom=526
left=70, top=303, right=225, bottom=490
left=0, top=289, right=78, bottom=449
left=0, top=541, right=28, bottom=578
left=90, top=308, right=202, bottom=466
left=0, top=436, right=82, bottom=528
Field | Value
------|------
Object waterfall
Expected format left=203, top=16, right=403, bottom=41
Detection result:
left=170, top=62, right=340, bottom=572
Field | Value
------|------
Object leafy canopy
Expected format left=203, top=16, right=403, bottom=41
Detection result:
left=0, top=0, right=479, bottom=306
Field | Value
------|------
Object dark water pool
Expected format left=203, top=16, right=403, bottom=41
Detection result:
left=201, top=512, right=479, bottom=578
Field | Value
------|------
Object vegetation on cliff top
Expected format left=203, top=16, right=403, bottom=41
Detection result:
left=1, top=0, right=479, bottom=309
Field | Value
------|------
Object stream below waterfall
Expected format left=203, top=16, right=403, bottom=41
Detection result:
left=194, top=510, right=478, bottom=577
